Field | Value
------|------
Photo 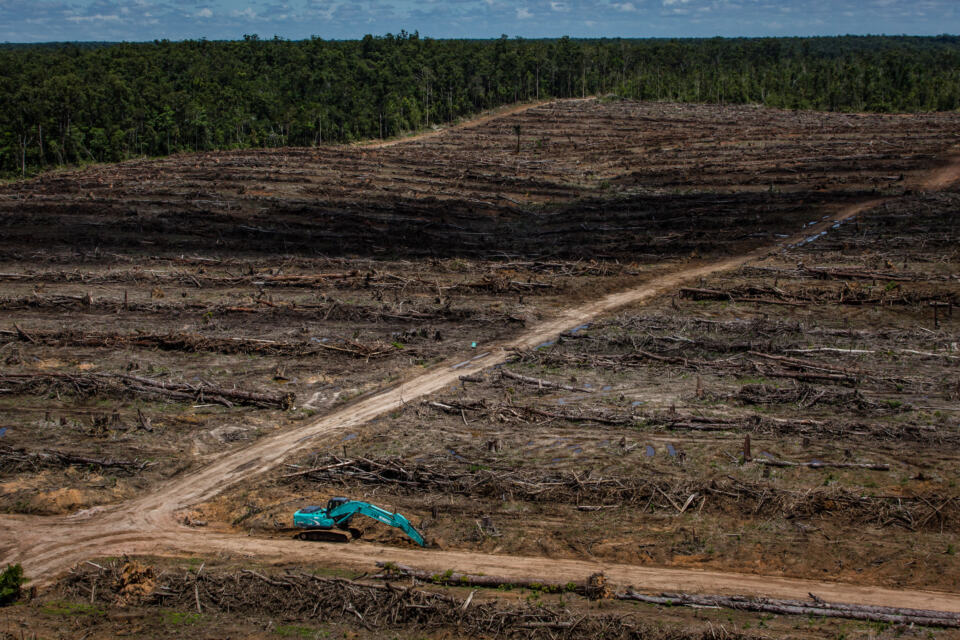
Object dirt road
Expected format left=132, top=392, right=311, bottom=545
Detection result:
left=2, top=120, right=958, bottom=612
left=357, top=98, right=570, bottom=149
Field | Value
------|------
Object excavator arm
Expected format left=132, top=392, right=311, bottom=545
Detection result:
left=328, top=500, right=426, bottom=546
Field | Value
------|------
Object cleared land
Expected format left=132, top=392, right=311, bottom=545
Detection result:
left=1, top=98, right=959, bottom=639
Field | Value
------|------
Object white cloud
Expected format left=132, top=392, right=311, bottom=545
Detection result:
left=516, top=6, right=532, bottom=18
left=195, top=8, right=212, bottom=18
left=66, top=13, right=122, bottom=23
left=231, top=7, right=258, bottom=19
left=549, top=1, right=569, bottom=11
left=612, top=2, right=639, bottom=11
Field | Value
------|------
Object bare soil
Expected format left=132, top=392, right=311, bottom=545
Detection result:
left=2, top=98, right=960, bottom=638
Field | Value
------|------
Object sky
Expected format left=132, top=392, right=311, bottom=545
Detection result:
left=0, top=0, right=957, bottom=43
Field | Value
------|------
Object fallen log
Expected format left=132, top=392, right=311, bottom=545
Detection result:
left=755, top=459, right=890, bottom=471
left=0, top=328, right=399, bottom=359
left=374, top=562, right=588, bottom=594
left=618, top=591, right=960, bottom=627
left=500, top=369, right=594, bottom=393
left=0, top=444, right=149, bottom=473
left=0, top=372, right=293, bottom=410
left=509, top=404, right=632, bottom=425
left=679, top=287, right=808, bottom=306
left=747, top=351, right=855, bottom=376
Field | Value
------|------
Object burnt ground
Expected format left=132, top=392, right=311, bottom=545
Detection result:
left=1, top=98, right=960, bottom=638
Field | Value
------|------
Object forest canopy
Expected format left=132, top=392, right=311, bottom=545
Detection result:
left=3, top=34, right=960, bottom=178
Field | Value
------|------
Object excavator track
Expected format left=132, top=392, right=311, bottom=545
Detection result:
left=294, top=528, right=362, bottom=543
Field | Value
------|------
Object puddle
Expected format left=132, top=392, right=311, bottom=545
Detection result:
left=760, top=451, right=776, bottom=460
left=447, top=448, right=468, bottom=462
left=631, top=400, right=645, bottom=407
left=557, top=398, right=567, bottom=405
left=645, top=445, right=655, bottom=457
left=667, top=443, right=677, bottom=457
left=536, top=340, right=556, bottom=350
left=569, top=323, right=590, bottom=334
left=572, top=447, right=583, bottom=454
left=342, top=433, right=357, bottom=442
left=602, top=385, right=612, bottom=391
left=0, top=428, right=6, bottom=437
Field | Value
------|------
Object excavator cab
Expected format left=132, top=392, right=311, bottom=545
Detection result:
left=326, top=496, right=350, bottom=511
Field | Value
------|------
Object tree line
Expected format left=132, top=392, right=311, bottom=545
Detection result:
left=2, top=34, right=960, bottom=178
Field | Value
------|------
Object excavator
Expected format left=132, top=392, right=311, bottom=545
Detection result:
left=291, top=497, right=425, bottom=546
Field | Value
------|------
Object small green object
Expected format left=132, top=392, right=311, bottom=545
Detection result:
left=471, top=341, right=478, bottom=348
left=0, top=564, right=26, bottom=606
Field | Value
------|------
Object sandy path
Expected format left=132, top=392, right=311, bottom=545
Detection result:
left=2, top=120, right=958, bottom=611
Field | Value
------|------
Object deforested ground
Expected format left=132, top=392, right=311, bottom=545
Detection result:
left=1, top=98, right=959, bottom=639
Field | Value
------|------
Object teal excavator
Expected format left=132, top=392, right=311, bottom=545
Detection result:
left=292, top=497, right=425, bottom=546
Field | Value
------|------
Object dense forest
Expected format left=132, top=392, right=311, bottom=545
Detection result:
left=2, top=34, right=960, bottom=178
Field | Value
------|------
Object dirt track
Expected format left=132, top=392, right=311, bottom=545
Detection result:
left=358, top=98, right=562, bottom=148
left=2, top=112, right=959, bottom=611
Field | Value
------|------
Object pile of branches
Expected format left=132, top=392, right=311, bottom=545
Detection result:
left=431, top=398, right=950, bottom=443
left=581, top=313, right=954, bottom=349
left=448, top=275, right=556, bottom=294
left=281, top=455, right=685, bottom=508
left=679, top=284, right=957, bottom=307
left=58, top=561, right=748, bottom=640
left=735, top=383, right=903, bottom=413
left=0, top=327, right=399, bottom=359
left=281, top=456, right=958, bottom=530
left=0, top=295, right=521, bottom=325
left=429, top=398, right=634, bottom=426
left=377, top=564, right=960, bottom=628
left=511, top=348, right=910, bottom=389
left=740, top=264, right=948, bottom=283
left=643, top=413, right=954, bottom=444
left=0, top=372, right=293, bottom=409
left=0, top=444, right=149, bottom=474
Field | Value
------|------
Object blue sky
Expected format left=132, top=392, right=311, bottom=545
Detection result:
left=0, top=0, right=957, bottom=42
